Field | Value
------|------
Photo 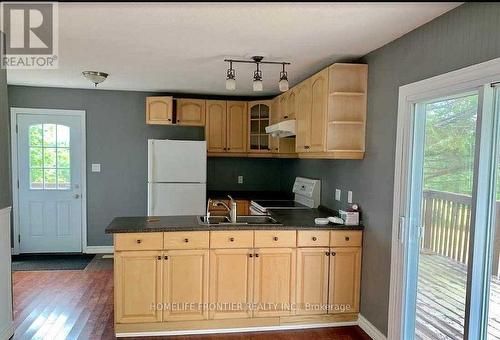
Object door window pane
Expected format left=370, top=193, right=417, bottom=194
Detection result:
left=29, top=124, right=71, bottom=190
left=416, top=94, right=478, bottom=340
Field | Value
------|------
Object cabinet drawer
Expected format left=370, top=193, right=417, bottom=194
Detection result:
left=210, top=231, right=253, bottom=248
left=297, top=230, right=330, bottom=247
left=254, top=230, right=296, bottom=248
left=163, top=231, right=209, bottom=249
left=114, top=232, right=163, bottom=251
left=330, top=230, right=362, bottom=247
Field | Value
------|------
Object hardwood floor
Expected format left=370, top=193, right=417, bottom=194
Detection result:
left=12, top=256, right=371, bottom=340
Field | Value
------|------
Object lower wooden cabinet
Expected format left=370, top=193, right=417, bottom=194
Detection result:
left=296, top=248, right=330, bottom=315
left=114, top=230, right=362, bottom=327
left=209, top=249, right=254, bottom=319
left=163, top=249, right=209, bottom=321
left=253, top=248, right=296, bottom=317
left=328, top=247, right=362, bottom=314
left=114, top=251, right=163, bottom=324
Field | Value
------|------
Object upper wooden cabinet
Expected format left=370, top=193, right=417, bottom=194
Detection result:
left=176, top=99, right=206, bottom=126
left=295, top=78, right=312, bottom=153
left=205, top=100, right=247, bottom=155
left=206, top=100, right=227, bottom=153
left=226, top=101, right=248, bottom=153
left=146, top=96, right=173, bottom=125
left=248, top=100, right=272, bottom=154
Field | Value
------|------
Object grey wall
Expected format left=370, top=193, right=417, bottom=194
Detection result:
left=8, top=86, right=282, bottom=246
left=0, top=67, right=10, bottom=210
left=281, top=3, right=500, bottom=335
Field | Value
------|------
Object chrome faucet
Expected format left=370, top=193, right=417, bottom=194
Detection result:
left=212, top=195, right=237, bottom=223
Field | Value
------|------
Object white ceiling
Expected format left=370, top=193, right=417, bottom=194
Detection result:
left=6, top=2, right=460, bottom=96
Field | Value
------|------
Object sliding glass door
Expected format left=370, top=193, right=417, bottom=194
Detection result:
left=403, top=86, right=500, bottom=340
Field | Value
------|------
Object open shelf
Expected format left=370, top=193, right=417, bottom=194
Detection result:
left=328, top=64, right=368, bottom=93
left=327, top=123, right=365, bottom=151
left=328, top=121, right=364, bottom=125
left=329, top=91, right=365, bottom=97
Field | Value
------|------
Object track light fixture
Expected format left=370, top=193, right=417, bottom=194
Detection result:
left=225, top=61, right=236, bottom=90
left=224, top=56, right=291, bottom=92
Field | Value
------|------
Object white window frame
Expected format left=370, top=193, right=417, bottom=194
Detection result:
left=389, top=56, right=500, bottom=340
left=10, top=108, right=87, bottom=255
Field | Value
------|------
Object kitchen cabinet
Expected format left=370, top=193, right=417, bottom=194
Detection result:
left=206, top=100, right=227, bottom=152
left=163, top=249, right=209, bottom=321
left=146, top=96, right=173, bottom=125
left=248, top=100, right=272, bottom=154
left=253, top=248, right=296, bottom=317
left=176, top=99, right=206, bottom=126
left=269, top=97, right=297, bottom=157
left=206, top=101, right=247, bottom=155
left=114, top=250, right=163, bottom=323
left=226, top=101, right=248, bottom=153
left=209, top=248, right=254, bottom=319
left=296, top=248, right=330, bottom=315
left=328, top=247, right=361, bottom=314
left=295, top=78, right=312, bottom=152
left=278, top=92, right=290, bottom=121
left=287, top=87, right=297, bottom=120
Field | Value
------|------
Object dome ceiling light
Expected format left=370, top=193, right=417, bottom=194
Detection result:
left=82, top=71, right=109, bottom=87
left=224, top=56, right=290, bottom=92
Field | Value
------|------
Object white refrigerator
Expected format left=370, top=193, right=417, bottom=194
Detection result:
left=147, top=139, right=207, bottom=216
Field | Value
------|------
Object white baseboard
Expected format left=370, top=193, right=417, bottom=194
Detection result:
left=116, top=321, right=359, bottom=338
left=0, top=322, right=14, bottom=340
left=85, top=246, right=114, bottom=254
left=358, top=314, right=387, bottom=340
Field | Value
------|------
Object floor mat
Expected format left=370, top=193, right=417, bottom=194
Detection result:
left=12, top=254, right=95, bottom=271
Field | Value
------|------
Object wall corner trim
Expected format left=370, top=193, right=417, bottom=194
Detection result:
left=85, top=246, right=114, bottom=254
left=0, top=206, right=11, bottom=216
left=358, top=314, right=387, bottom=340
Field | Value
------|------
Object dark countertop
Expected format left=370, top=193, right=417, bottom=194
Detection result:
left=105, top=206, right=364, bottom=233
left=207, top=190, right=293, bottom=201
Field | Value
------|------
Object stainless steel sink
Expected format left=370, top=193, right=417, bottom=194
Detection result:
left=198, top=215, right=281, bottom=225
left=198, top=216, right=230, bottom=224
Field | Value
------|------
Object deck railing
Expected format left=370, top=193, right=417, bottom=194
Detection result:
left=421, top=190, right=500, bottom=277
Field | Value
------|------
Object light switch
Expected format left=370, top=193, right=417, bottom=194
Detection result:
left=348, top=191, right=353, bottom=204
left=91, top=163, right=101, bottom=172
left=335, top=189, right=341, bottom=201
left=238, top=175, right=244, bottom=184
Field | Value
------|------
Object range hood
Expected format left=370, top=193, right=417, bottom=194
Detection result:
left=265, top=119, right=296, bottom=138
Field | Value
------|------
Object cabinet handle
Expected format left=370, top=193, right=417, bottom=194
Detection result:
left=325, top=251, right=330, bottom=256
left=223, top=147, right=227, bottom=151
left=255, top=253, right=259, bottom=257
left=184, top=238, right=189, bottom=243
left=249, top=254, right=253, bottom=258
left=136, top=239, right=142, bottom=244
left=304, top=146, right=310, bottom=149
left=229, top=237, right=235, bottom=242
left=331, top=252, right=336, bottom=256
left=345, top=236, right=350, bottom=241
left=227, top=148, right=231, bottom=151
left=177, top=120, right=180, bottom=123
left=284, top=115, right=288, bottom=119
left=275, top=148, right=278, bottom=151
left=273, top=237, right=278, bottom=241
left=312, top=237, right=317, bottom=241
left=164, top=255, right=168, bottom=260
left=157, top=255, right=162, bottom=260
left=168, top=118, right=171, bottom=121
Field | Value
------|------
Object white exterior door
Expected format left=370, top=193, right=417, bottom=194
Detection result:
left=17, top=113, right=84, bottom=253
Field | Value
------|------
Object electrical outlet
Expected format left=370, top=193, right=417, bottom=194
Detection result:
left=238, top=175, right=244, bottom=184
left=91, top=164, right=101, bottom=172
left=348, top=191, right=353, bottom=204
left=335, top=189, right=341, bottom=201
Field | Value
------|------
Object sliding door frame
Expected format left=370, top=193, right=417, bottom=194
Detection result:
left=388, top=57, right=500, bottom=340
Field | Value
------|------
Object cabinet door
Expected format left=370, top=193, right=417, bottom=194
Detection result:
left=309, top=69, right=328, bottom=152
left=328, top=247, right=361, bottom=314
left=209, top=249, right=254, bottom=319
left=163, top=249, right=209, bottom=321
left=253, top=248, right=296, bottom=317
left=295, top=79, right=312, bottom=152
left=176, top=99, right=206, bottom=126
left=287, top=88, right=297, bottom=120
left=114, top=251, right=162, bottom=323
left=248, top=101, right=272, bottom=153
left=226, top=101, right=247, bottom=153
left=205, top=100, right=227, bottom=152
left=269, top=97, right=280, bottom=153
left=146, top=96, right=173, bottom=125
left=279, top=92, right=289, bottom=121
left=296, top=248, right=330, bottom=315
